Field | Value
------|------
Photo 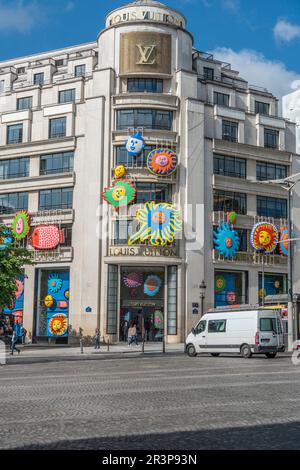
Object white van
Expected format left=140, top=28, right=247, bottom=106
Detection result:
left=185, top=307, right=285, bottom=358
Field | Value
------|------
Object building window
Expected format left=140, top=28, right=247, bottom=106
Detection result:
left=0, top=192, right=28, bottom=214
left=49, top=117, right=67, bottom=139
left=213, top=154, right=246, bottom=178
left=136, top=182, right=172, bottom=204
left=256, top=162, right=287, bottom=181
left=222, top=120, right=238, bottom=142
left=127, top=78, right=163, bottom=93
left=213, top=190, right=247, bottom=215
left=214, top=92, right=230, bottom=107
left=55, top=59, right=65, bottom=67
left=40, top=152, right=74, bottom=175
left=0, top=80, right=5, bottom=93
left=257, top=196, right=287, bottom=219
left=107, top=265, right=118, bottom=335
left=258, top=273, right=287, bottom=305
left=203, top=67, right=214, bottom=80
left=17, top=96, right=33, bottom=110
left=17, top=67, right=26, bottom=74
left=264, top=128, right=279, bottom=149
left=115, top=145, right=156, bottom=168
left=255, top=101, right=270, bottom=115
left=116, top=109, right=173, bottom=130
left=7, top=124, right=23, bottom=144
left=34, top=73, right=44, bottom=86
left=215, top=270, right=248, bottom=307
left=113, top=220, right=134, bottom=245
left=39, top=188, right=73, bottom=210
left=60, top=224, right=72, bottom=247
left=167, top=266, right=177, bottom=335
left=75, top=64, right=86, bottom=77
left=59, top=89, right=75, bottom=104
left=0, top=157, right=29, bottom=180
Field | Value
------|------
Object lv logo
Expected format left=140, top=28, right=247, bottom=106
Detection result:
left=136, top=45, right=157, bottom=65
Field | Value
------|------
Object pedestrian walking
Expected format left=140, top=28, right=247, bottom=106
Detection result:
left=21, top=327, right=27, bottom=345
left=10, top=331, right=20, bottom=355
left=94, top=328, right=101, bottom=349
left=128, top=323, right=139, bottom=347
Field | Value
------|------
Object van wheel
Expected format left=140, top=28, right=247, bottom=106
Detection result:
left=211, top=353, right=220, bottom=357
left=186, top=344, right=197, bottom=357
left=240, top=344, right=252, bottom=358
left=265, top=352, right=277, bottom=359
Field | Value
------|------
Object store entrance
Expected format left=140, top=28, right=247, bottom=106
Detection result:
left=119, top=267, right=165, bottom=343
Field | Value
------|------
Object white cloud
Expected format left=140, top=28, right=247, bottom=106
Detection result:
left=222, top=0, right=240, bottom=14
left=0, top=0, right=41, bottom=33
left=274, top=19, right=300, bottom=42
left=65, top=1, right=75, bottom=12
left=212, top=47, right=300, bottom=101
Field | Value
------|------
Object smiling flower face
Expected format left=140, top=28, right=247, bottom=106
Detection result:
left=251, top=222, right=278, bottom=254
left=128, top=201, right=182, bottom=246
left=102, top=179, right=136, bottom=211
left=11, top=211, right=30, bottom=240
left=147, top=149, right=178, bottom=176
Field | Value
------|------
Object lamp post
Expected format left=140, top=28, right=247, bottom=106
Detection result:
left=199, top=280, right=207, bottom=317
left=256, top=247, right=266, bottom=306
left=251, top=172, right=300, bottom=351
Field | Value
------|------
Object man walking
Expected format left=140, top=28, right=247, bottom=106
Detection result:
left=94, top=328, right=101, bottom=350
left=10, top=331, right=21, bottom=355
left=21, top=327, right=27, bottom=345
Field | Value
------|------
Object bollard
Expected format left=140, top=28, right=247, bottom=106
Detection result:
left=163, top=335, right=166, bottom=354
left=142, top=336, right=145, bottom=354
left=80, top=337, right=84, bottom=354
left=107, top=337, right=110, bottom=352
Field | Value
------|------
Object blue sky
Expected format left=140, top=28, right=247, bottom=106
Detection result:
left=0, top=0, right=300, bottom=98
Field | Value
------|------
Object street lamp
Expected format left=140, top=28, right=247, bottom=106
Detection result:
left=256, top=246, right=266, bottom=306
left=199, top=280, right=207, bottom=317
left=250, top=172, right=300, bottom=351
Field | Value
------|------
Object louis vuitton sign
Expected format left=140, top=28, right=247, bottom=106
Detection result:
left=120, top=32, right=171, bottom=75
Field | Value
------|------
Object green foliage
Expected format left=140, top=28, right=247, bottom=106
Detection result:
left=0, top=225, right=33, bottom=311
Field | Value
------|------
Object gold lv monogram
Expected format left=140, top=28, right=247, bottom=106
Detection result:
left=136, top=45, right=156, bottom=65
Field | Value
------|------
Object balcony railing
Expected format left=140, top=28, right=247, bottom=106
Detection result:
left=213, top=250, right=287, bottom=266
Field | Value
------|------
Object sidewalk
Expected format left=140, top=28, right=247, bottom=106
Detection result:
left=5, top=342, right=185, bottom=363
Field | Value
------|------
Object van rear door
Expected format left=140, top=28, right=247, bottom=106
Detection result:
left=258, top=312, right=283, bottom=348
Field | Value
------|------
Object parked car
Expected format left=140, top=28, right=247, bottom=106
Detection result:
left=185, top=307, right=285, bottom=358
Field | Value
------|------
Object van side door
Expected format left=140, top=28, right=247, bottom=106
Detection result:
left=206, top=319, right=227, bottom=352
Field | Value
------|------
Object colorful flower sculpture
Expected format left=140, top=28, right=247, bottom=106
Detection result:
left=279, top=227, right=295, bottom=256
left=215, top=275, right=226, bottom=293
left=147, top=149, right=178, bottom=176
left=48, top=273, right=63, bottom=293
left=123, top=271, right=143, bottom=288
left=144, top=275, right=162, bottom=297
left=213, top=223, right=240, bottom=258
left=49, top=314, right=68, bottom=336
left=114, top=165, right=126, bottom=179
left=11, top=211, right=30, bottom=241
left=44, top=295, right=54, bottom=308
left=102, top=179, right=136, bottom=211
left=154, top=310, right=164, bottom=329
left=128, top=201, right=182, bottom=246
left=0, top=228, right=13, bottom=250
left=250, top=222, right=278, bottom=254
left=227, top=211, right=237, bottom=225
left=125, top=131, right=145, bottom=157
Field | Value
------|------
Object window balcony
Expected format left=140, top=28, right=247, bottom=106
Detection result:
left=213, top=250, right=288, bottom=266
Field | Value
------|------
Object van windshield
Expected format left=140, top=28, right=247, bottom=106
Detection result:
left=260, top=317, right=282, bottom=334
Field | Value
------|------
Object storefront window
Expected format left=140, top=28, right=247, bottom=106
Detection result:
left=258, top=273, right=287, bottom=305
left=167, top=266, right=177, bottom=335
left=120, top=267, right=165, bottom=342
left=107, top=265, right=118, bottom=334
left=215, top=270, right=248, bottom=307
left=35, top=269, right=70, bottom=341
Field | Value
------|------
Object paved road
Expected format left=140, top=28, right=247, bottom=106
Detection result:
left=1, top=353, right=300, bottom=450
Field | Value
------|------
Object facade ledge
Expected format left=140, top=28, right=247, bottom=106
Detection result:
left=213, top=212, right=288, bottom=229
left=0, top=172, right=75, bottom=193
left=112, top=129, right=178, bottom=143
left=0, top=136, right=76, bottom=157
left=43, top=103, right=74, bottom=117
left=256, top=114, right=286, bottom=130
left=213, top=250, right=288, bottom=267
left=31, top=246, right=73, bottom=263
left=214, top=105, right=245, bottom=121
left=113, top=93, right=179, bottom=109
left=212, top=138, right=291, bottom=162
left=1, top=209, right=74, bottom=225
left=114, top=167, right=177, bottom=183
left=1, top=109, right=32, bottom=124
left=213, top=174, right=288, bottom=197
left=104, top=256, right=183, bottom=265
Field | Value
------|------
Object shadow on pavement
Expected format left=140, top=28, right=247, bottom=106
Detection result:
left=16, top=421, right=300, bottom=450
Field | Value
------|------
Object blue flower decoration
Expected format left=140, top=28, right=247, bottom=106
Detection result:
left=48, top=273, right=63, bottom=293
left=213, top=223, right=240, bottom=258
left=0, top=229, right=13, bottom=250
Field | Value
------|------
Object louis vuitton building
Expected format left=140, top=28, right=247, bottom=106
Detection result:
left=0, top=0, right=298, bottom=344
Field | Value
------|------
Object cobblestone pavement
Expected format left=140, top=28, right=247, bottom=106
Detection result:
left=1, top=354, right=300, bottom=450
